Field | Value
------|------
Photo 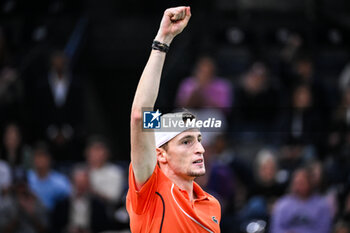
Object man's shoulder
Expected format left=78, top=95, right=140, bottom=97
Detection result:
left=213, top=77, right=231, bottom=87
left=103, top=163, right=125, bottom=175
left=48, top=171, right=71, bottom=187
left=50, top=170, right=68, bottom=179
left=310, top=194, right=331, bottom=209
left=128, top=163, right=171, bottom=191
left=274, top=194, right=296, bottom=210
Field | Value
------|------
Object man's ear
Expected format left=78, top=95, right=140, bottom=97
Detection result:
left=156, top=148, right=167, bottom=164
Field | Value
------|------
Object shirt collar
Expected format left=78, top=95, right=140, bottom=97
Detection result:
left=176, top=182, right=209, bottom=202
left=193, top=181, right=209, bottom=201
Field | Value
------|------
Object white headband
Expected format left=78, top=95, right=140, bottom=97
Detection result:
left=154, top=112, right=197, bottom=148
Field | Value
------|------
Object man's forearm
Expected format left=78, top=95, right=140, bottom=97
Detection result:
left=131, top=50, right=166, bottom=112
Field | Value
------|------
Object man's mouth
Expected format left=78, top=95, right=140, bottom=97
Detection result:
left=193, top=159, right=203, bottom=164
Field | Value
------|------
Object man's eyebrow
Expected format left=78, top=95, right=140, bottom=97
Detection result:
left=179, top=134, right=201, bottom=141
left=179, top=135, right=194, bottom=141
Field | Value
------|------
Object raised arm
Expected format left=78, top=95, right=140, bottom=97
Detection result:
left=130, top=6, right=191, bottom=189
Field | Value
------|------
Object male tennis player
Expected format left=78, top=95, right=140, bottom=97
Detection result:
left=127, top=6, right=221, bottom=232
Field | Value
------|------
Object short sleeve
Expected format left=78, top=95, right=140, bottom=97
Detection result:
left=127, top=163, right=159, bottom=215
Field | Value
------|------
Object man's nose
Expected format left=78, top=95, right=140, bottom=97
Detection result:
left=195, top=142, right=205, bottom=154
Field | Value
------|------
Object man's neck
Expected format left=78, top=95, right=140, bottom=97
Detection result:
left=162, top=166, right=196, bottom=201
left=37, top=169, right=49, bottom=179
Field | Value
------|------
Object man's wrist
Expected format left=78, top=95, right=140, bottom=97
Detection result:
left=154, top=34, right=173, bottom=46
left=152, top=40, right=169, bottom=53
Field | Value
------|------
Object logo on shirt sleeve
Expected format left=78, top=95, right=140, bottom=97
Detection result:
left=212, top=216, right=218, bottom=224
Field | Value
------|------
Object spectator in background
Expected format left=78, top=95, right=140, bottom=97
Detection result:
left=48, top=51, right=73, bottom=109
left=308, top=160, right=326, bottom=193
left=249, top=149, right=285, bottom=206
left=27, top=143, right=71, bottom=211
left=231, top=149, right=285, bottom=233
left=85, top=136, right=125, bottom=204
left=232, top=61, right=279, bottom=139
left=277, top=84, right=324, bottom=148
left=175, top=55, right=232, bottom=109
left=175, top=56, right=231, bottom=146
left=277, top=139, right=314, bottom=186
left=270, top=168, right=332, bottom=233
left=1, top=123, right=32, bottom=172
left=30, top=50, right=85, bottom=162
left=0, top=180, right=49, bottom=233
left=295, top=56, right=330, bottom=105
left=280, top=33, right=303, bottom=64
left=51, top=166, right=110, bottom=233
left=279, top=54, right=331, bottom=137
left=213, top=135, right=255, bottom=233
left=308, top=160, right=338, bottom=218
left=285, top=55, right=331, bottom=116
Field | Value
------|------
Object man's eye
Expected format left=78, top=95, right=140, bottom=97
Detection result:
left=183, top=140, right=189, bottom=145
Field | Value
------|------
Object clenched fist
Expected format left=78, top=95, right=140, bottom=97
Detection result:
left=155, top=6, right=191, bottom=46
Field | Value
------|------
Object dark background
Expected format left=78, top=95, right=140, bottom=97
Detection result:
left=1, top=0, right=350, bottom=160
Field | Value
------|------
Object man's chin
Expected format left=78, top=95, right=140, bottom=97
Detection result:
left=188, top=169, right=206, bottom=177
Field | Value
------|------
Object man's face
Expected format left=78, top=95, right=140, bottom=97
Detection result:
left=73, top=170, right=89, bottom=195
left=258, top=158, right=277, bottom=184
left=164, top=129, right=206, bottom=179
left=34, top=152, right=50, bottom=171
left=4, top=124, right=21, bottom=151
left=51, top=54, right=68, bottom=75
left=195, top=57, right=215, bottom=85
left=86, top=142, right=108, bottom=168
left=291, top=170, right=312, bottom=198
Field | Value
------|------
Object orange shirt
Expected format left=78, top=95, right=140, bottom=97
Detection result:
left=126, top=164, right=221, bottom=233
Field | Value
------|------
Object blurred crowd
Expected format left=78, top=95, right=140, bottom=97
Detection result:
left=1, top=7, right=350, bottom=233
left=0, top=127, right=128, bottom=233
left=174, top=38, right=350, bottom=233
left=0, top=28, right=129, bottom=232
